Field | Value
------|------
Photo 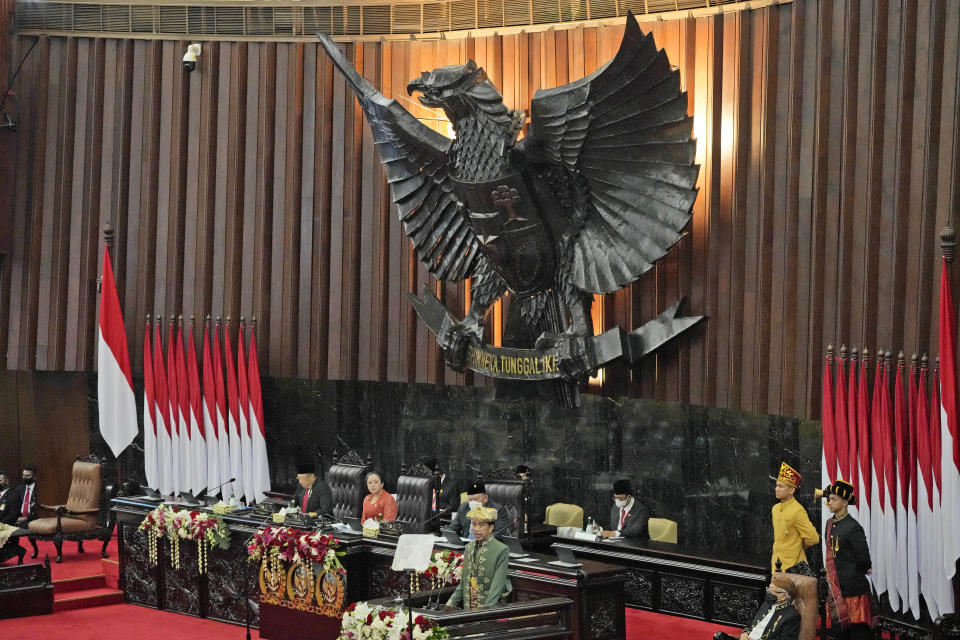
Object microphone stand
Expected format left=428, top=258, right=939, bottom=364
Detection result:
left=244, top=557, right=252, bottom=640
left=406, top=569, right=415, bottom=637
left=241, top=531, right=256, bottom=640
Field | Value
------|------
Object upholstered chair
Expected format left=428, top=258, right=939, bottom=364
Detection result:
left=27, top=457, right=115, bottom=563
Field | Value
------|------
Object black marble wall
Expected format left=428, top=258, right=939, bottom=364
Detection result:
left=90, top=376, right=822, bottom=561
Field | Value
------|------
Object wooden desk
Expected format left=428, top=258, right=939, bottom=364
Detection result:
left=111, top=499, right=626, bottom=640
left=552, top=535, right=768, bottom=628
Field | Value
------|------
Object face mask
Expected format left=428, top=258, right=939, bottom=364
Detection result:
left=23, top=478, right=35, bottom=486
left=614, top=498, right=629, bottom=509
left=468, top=500, right=482, bottom=510
left=764, top=591, right=778, bottom=603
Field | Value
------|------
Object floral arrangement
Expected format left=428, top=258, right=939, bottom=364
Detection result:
left=423, top=550, right=463, bottom=585
left=337, top=602, right=449, bottom=640
left=246, top=526, right=345, bottom=577
left=138, top=506, right=230, bottom=573
left=409, top=549, right=463, bottom=595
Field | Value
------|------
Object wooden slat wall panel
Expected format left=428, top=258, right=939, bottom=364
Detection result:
left=4, top=0, right=960, bottom=420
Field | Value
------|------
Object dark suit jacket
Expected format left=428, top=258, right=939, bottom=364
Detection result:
left=608, top=498, right=650, bottom=541
left=0, top=488, right=18, bottom=525
left=438, top=476, right=460, bottom=515
left=451, top=499, right=510, bottom=541
left=292, top=478, right=333, bottom=516
left=7, top=483, right=38, bottom=524
left=827, top=515, right=871, bottom=597
left=741, top=601, right=801, bottom=640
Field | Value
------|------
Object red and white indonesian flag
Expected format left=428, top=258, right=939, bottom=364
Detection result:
left=931, top=369, right=956, bottom=616
left=906, top=363, right=920, bottom=619
left=869, top=358, right=888, bottom=598
left=202, top=321, right=221, bottom=496
left=175, top=323, right=192, bottom=494
left=224, top=322, right=245, bottom=502
left=939, top=258, right=960, bottom=586
left=153, top=321, right=174, bottom=496
left=894, top=361, right=910, bottom=613
left=854, top=355, right=871, bottom=549
left=186, top=323, right=206, bottom=495
left=237, top=324, right=254, bottom=504
left=143, top=319, right=158, bottom=489
left=96, top=246, right=138, bottom=458
left=167, top=321, right=181, bottom=493
left=880, top=360, right=900, bottom=611
left=248, top=326, right=271, bottom=503
left=213, top=322, right=232, bottom=497
left=821, top=351, right=837, bottom=561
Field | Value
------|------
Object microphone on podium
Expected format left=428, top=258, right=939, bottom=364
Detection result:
left=197, top=477, right=237, bottom=500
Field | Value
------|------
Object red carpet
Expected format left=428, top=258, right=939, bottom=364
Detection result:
left=2, top=604, right=737, bottom=640
left=627, top=608, right=742, bottom=639
left=2, top=533, right=123, bottom=612
left=1, top=602, right=262, bottom=639
left=4, top=538, right=742, bottom=639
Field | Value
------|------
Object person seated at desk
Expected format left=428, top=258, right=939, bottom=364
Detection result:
left=601, top=479, right=650, bottom=542
left=293, top=462, right=333, bottom=516
left=446, top=506, right=512, bottom=610
left=451, top=481, right=510, bottom=541
left=712, top=575, right=800, bottom=640
left=361, top=471, right=397, bottom=522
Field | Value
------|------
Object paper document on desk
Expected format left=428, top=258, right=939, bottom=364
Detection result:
left=391, top=534, right=435, bottom=572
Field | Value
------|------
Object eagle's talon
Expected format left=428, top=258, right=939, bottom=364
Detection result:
left=536, top=331, right=597, bottom=382
left=439, top=320, right=483, bottom=372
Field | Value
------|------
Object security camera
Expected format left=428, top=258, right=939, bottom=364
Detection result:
left=182, top=43, right=201, bottom=72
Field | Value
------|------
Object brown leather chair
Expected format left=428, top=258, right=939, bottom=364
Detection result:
left=781, top=572, right=818, bottom=640
left=27, top=456, right=116, bottom=563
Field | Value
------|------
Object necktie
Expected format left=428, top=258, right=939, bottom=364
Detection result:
left=22, top=486, right=31, bottom=518
left=619, top=507, right=628, bottom=530
left=301, top=488, right=310, bottom=512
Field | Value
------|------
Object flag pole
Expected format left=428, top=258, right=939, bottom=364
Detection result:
left=102, top=222, right=125, bottom=492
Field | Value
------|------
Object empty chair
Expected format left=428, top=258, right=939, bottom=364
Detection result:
left=27, top=456, right=116, bottom=563
left=394, top=462, right=436, bottom=533
left=648, top=517, right=678, bottom=544
left=326, top=452, right=368, bottom=522
left=483, top=474, right=529, bottom=539
left=544, top=503, right=584, bottom=530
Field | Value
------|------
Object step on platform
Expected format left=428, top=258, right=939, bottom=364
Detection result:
left=53, top=573, right=123, bottom=612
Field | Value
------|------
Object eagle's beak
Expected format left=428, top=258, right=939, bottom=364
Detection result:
left=407, top=72, right=429, bottom=96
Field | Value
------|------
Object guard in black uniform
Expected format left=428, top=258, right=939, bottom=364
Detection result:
left=820, top=481, right=872, bottom=640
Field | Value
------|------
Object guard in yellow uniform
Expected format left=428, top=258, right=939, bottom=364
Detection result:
left=771, top=462, right=819, bottom=573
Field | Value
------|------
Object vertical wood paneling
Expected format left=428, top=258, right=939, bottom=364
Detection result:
left=4, top=1, right=960, bottom=420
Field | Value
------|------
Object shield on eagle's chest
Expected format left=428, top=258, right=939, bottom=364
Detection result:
left=452, top=171, right=557, bottom=297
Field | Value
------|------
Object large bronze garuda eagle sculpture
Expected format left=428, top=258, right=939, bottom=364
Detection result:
left=319, top=12, right=704, bottom=407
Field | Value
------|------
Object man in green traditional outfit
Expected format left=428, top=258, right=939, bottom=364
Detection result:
left=446, top=505, right=512, bottom=610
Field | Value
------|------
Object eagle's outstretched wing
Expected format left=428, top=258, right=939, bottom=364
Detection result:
left=318, top=35, right=482, bottom=282
left=524, top=11, right=699, bottom=295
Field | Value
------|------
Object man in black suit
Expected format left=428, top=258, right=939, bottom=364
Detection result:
left=0, top=471, right=16, bottom=526
left=601, top=479, right=650, bottom=542
left=292, top=462, right=333, bottom=516
left=425, top=459, right=460, bottom=516
left=450, top=481, right=510, bottom=541
left=0, top=470, right=27, bottom=564
left=713, top=575, right=801, bottom=640
left=11, top=466, right=38, bottom=528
